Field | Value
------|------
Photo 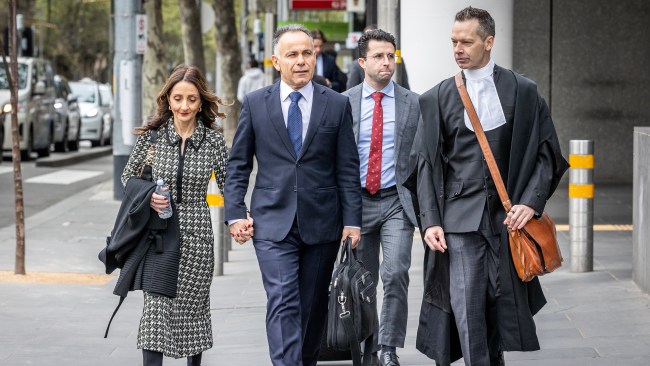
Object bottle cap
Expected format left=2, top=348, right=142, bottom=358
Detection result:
left=157, top=179, right=164, bottom=185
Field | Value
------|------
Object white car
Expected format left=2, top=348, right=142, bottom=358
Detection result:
left=1, top=57, right=58, bottom=160
left=69, top=78, right=112, bottom=147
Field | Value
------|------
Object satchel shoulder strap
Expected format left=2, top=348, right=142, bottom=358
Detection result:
left=454, top=72, right=512, bottom=213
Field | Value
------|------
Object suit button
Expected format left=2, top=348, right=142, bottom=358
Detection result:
left=454, top=192, right=459, bottom=196
left=485, top=175, right=490, bottom=181
left=488, top=194, right=493, bottom=199
left=445, top=195, right=449, bottom=199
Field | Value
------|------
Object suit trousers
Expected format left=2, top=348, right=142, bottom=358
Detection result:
left=446, top=230, right=502, bottom=366
left=357, top=187, right=414, bottom=349
left=253, top=223, right=339, bottom=366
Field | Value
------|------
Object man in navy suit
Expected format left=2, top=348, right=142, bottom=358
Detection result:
left=224, top=24, right=362, bottom=366
left=311, top=29, right=344, bottom=92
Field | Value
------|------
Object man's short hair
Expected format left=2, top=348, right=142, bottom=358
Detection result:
left=455, top=6, right=495, bottom=40
left=310, top=29, right=327, bottom=43
left=273, top=24, right=313, bottom=55
left=357, top=29, right=396, bottom=59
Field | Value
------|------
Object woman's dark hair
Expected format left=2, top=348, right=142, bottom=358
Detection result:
left=136, top=64, right=227, bottom=134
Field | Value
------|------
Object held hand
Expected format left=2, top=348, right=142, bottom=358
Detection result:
left=229, top=220, right=251, bottom=245
left=504, top=204, right=536, bottom=230
left=341, top=227, right=361, bottom=249
left=245, top=212, right=255, bottom=239
left=150, top=193, right=169, bottom=214
left=423, top=226, right=447, bottom=253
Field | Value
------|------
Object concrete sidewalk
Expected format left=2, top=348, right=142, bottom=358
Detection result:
left=0, top=180, right=648, bottom=365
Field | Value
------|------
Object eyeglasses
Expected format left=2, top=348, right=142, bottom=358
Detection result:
left=365, top=53, right=396, bottom=62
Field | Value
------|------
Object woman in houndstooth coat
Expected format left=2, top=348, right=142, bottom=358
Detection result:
left=121, top=65, right=253, bottom=366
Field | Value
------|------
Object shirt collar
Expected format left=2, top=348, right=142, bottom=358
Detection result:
left=361, top=80, right=395, bottom=99
left=163, top=117, right=206, bottom=151
left=280, top=80, right=314, bottom=103
left=464, top=59, right=495, bottom=81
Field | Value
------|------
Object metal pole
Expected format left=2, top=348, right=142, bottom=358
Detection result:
left=569, top=140, right=594, bottom=272
left=263, top=12, right=276, bottom=86
left=207, top=173, right=225, bottom=276
left=113, top=0, right=143, bottom=200
left=211, top=206, right=224, bottom=276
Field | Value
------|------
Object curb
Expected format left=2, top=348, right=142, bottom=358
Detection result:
left=35, top=146, right=113, bottom=167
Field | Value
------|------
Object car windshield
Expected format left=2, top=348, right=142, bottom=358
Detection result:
left=69, top=82, right=97, bottom=103
left=0, top=63, right=29, bottom=89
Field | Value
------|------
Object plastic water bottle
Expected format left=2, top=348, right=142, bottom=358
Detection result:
left=155, top=179, right=173, bottom=219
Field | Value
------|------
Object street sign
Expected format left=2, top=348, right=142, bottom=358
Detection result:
left=135, top=14, right=147, bottom=55
left=290, top=0, right=346, bottom=10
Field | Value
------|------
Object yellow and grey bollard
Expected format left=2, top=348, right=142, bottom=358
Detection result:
left=207, top=172, right=228, bottom=276
left=569, top=140, right=594, bottom=272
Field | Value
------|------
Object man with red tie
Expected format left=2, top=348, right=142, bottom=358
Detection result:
left=343, top=29, right=421, bottom=366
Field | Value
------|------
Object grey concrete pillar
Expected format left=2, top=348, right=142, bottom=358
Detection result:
left=633, top=128, right=650, bottom=293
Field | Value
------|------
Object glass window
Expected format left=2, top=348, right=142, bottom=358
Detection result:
left=0, top=63, right=29, bottom=89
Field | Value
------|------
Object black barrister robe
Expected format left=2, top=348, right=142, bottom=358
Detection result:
left=404, top=66, right=569, bottom=365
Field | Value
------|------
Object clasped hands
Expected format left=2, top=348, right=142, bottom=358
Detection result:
left=229, top=212, right=255, bottom=244
left=423, top=204, right=535, bottom=253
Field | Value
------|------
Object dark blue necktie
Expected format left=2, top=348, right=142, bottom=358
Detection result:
left=287, top=91, right=303, bottom=156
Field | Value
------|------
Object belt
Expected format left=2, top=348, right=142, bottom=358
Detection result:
left=361, top=185, right=398, bottom=197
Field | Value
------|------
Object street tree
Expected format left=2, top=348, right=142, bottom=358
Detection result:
left=213, top=0, right=242, bottom=145
left=178, top=0, right=205, bottom=73
left=1, top=0, right=27, bottom=275
left=143, top=0, right=167, bottom=118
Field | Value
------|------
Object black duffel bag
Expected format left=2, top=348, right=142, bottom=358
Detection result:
left=325, top=238, right=378, bottom=366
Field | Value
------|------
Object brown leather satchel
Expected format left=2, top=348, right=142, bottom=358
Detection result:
left=454, top=73, right=563, bottom=282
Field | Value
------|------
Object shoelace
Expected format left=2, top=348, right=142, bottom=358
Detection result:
left=381, top=352, right=400, bottom=366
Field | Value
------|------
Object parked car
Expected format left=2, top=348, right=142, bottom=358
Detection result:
left=52, top=75, right=81, bottom=152
left=1, top=57, right=58, bottom=160
left=69, top=78, right=112, bottom=147
left=98, top=83, right=114, bottom=145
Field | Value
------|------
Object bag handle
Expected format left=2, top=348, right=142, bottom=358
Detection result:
left=454, top=73, right=512, bottom=213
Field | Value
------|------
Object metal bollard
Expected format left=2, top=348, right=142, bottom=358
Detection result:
left=569, top=140, right=594, bottom=272
left=207, top=172, right=225, bottom=276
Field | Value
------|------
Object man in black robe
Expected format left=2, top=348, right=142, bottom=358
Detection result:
left=404, top=7, right=569, bottom=366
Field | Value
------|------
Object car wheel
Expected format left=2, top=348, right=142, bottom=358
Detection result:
left=91, top=128, right=103, bottom=147
left=20, top=128, right=34, bottom=161
left=54, top=120, right=69, bottom=153
left=36, top=125, right=53, bottom=158
left=68, top=126, right=80, bottom=151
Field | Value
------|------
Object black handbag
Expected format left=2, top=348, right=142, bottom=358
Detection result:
left=326, top=238, right=378, bottom=366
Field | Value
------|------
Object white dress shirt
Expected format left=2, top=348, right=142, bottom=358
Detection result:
left=463, top=59, right=506, bottom=131
left=280, top=80, right=314, bottom=142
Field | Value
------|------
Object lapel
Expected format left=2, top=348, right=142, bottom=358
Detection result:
left=265, top=82, right=297, bottom=159
left=393, top=82, right=411, bottom=161
left=300, top=82, right=328, bottom=158
left=347, top=84, right=363, bottom=142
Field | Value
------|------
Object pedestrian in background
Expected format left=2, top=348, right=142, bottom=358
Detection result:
left=342, top=28, right=420, bottom=366
left=224, top=24, right=362, bottom=366
left=311, top=28, right=345, bottom=92
left=121, top=64, right=252, bottom=366
left=237, top=58, right=265, bottom=103
left=346, top=25, right=410, bottom=91
left=406, top=7, right=568, bottom=366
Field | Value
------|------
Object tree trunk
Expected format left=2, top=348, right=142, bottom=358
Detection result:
left=1, top=0, right=26, bottom=275
left=213, top=0, right=242, bottom=146
left=142, top=0, right=167, bottom=120
left=178, top=0, right=205, bottom=73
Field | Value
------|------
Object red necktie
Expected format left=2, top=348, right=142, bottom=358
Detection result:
left=366, top=92, right=384, bottom=195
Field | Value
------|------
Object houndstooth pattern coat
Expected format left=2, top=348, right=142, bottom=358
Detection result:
left=121, top=119, right=228, bottom=358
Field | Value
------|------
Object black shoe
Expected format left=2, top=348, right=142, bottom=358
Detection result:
left=380, top=351, right=400, bottom=366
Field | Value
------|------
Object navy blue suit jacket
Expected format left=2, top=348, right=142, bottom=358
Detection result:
left=225, top=81, right=362, bottom=244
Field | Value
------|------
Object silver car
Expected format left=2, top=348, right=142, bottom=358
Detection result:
left=1, top=57, right=57, bottom=160
left=53, top=75, right=81, bottom=152
left=69, top=78, right=112, bottom=147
